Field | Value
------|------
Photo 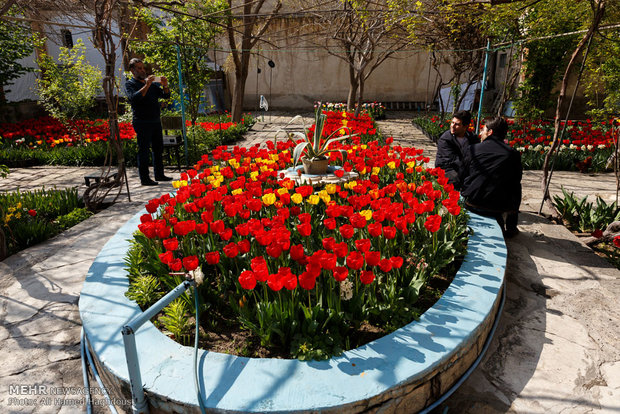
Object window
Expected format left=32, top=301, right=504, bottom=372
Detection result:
left=498, top=53, right=507, bottom=68
left=61, top=29, right=73, bottom=48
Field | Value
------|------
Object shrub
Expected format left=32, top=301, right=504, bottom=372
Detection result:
left=55, top=207, right=93, bottom=230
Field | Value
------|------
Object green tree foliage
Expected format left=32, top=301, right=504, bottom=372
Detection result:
left=506, top=1, right=587, bottom=120
left=130, top=0, right=226, bottom=124
left=392, top=0, right=488, bottom=114
left=35, top=39, right=102, bottom=140
left=0, top=9, right=36, bottom=103
left=584, top=25, right=620, bottom=120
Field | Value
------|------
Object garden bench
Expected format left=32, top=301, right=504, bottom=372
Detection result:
left=84, top=170, right=119, bottom=186
left=161, top=116, right=183, bottom=172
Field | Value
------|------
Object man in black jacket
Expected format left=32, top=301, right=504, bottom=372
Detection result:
left=126, top=58, right=172, bottom=186
left=435, top=110, right=479, bottom=190
left=462, top=116, right=522, bottom=237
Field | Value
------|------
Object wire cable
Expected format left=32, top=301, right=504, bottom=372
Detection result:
left=80, top=328, right=93, bottom=414
left=82, top=328, right=120, bottom=414
left=193, top=285, right=207, bottom=414
left=418, top=279, right=507, bottom=414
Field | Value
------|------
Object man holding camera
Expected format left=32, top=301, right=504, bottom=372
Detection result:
left=126, top=57, right=172, bottom=186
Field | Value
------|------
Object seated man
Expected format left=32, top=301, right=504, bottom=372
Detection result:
left=435, top=110, right=479, bottom=190
left=462, top=116, right=522, bottom=237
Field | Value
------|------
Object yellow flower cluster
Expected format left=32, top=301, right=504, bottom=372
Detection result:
left=4, top=203, right=23, bottom=224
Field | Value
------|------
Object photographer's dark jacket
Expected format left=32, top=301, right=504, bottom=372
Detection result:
left=461, top=134, right=523, bottom=212
left=435, top=130, right=479, bottom=189
left=125, top=78, right=170, bottom=122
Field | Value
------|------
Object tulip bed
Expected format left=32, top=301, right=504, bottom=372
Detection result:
left=316, top=102, right=387, bottom=120
left=0, top=115, right=253, bottom=167
left=413, top=115, right=618, bottom=172
left=1, top=187, right=91, bottom=258
left=126, top=112, right=469, bottom=360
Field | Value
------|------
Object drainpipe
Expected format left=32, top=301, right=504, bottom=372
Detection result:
left=175, top=43, right=189, bottom=168
left=122, top=279, right=195, bottom=414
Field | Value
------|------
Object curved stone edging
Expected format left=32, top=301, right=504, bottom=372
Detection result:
left=79, top=210, right=506, bottom=413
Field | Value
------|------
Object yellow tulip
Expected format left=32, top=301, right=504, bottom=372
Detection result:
left=325, top=184, right=337, bottom=194
left=360, top=210, right=372, bottom=220
left=319, top=190, right=331, bottom=203
left=307, top=194, right=320, bottom=205
left=291, top=193, right=303, bottom=204
left=262, top=193, right=277, bottom=206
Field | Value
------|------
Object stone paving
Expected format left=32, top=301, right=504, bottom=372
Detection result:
left=0, top=111, right=619, bottom=413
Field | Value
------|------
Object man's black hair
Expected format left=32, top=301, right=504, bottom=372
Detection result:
left=452, top=110, right=472, bottom=127
left=128, top=57, right=143, bottom=69
left=483, top=116, right=508, bottom=139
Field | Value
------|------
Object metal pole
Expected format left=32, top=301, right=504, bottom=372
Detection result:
left=122, top=327, right=148, bottom=414
left=475, top=40, right=491, bottom=135
left=176, top=44, right=189, bottom=167
left=121, top=280, right=194, bottom=414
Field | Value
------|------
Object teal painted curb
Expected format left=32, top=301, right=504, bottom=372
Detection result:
left=79, top=210, right=506, bottom=412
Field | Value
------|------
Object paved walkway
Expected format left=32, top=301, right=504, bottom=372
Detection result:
left=0, top=111, right=618, bottom=413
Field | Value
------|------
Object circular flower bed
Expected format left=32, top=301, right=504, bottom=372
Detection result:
left=127, top=131, right=469, bottom=359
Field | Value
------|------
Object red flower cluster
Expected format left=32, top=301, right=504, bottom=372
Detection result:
left=136, top=120, right=462, bottom=295
left=506, top=119, right=616, bottom=152
left=0, top=116, right=239, bottom=149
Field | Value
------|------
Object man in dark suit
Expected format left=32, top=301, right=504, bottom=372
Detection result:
left=462, top=116, right=522, bottom=237
left=435, top=110, right=480, bottom=190
left=126, top=58, right=173, bottom=186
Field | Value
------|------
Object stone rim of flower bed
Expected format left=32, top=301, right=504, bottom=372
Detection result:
left=79, top=208, right=505, bottom=413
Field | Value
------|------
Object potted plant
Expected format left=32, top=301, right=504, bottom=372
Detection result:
left=280, top=109, right=357, bottom=175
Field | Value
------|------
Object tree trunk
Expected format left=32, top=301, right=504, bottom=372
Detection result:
left=540, top=0, right=605, bottom=216
left=346, top=55, right=357, bottom=111
left=354, top=78, right=365, bottom=117
left=85, top=0, right=127, bottom=210
left=0, top=227, right=7, bottom=261
left=231, top=51, right=250, bottom=123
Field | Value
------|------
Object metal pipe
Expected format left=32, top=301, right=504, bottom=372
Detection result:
left=176, top=43, right=189, bottom=167
left=475, top=40, right=491, bottom=135
left=122, top=280, right=194, bottom=414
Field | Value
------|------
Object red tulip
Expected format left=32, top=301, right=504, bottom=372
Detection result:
left=159, top=250, right=173, bottom=265
left=182, top=255, right=199, bottom=271
left=163, top=237, right=179, bottom=251
left=354, top=238, right=371, bottom=253
left=223, top=242, right=239, bottom=258
left=237, top=239, right=251, bottom=254
left=339, top=224, right=355, bottom=239
left=365, top=251, right=381, bottom=266
left=297, top=222, right=312, bottom=237
left=204, top=251, right=220, bottom=265
left=299, top=271, right=316, bottom=290
left=360, top=270, right=375, bottom=285
left=424, top=214, right=442, bottom=233
left=378, top=258, right=392, bottom=272
left=390, top=256, right=404, bottom=269
left=347, top=251, right=364, bottom=270
left=333, top=266, right=348, bottom=282
left=368, top=222, right=382, bottom=237
left=239, top=270, right=257, bottom=290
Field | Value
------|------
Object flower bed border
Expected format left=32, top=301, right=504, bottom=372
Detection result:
left=79, top=209, right=506, bottom=413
